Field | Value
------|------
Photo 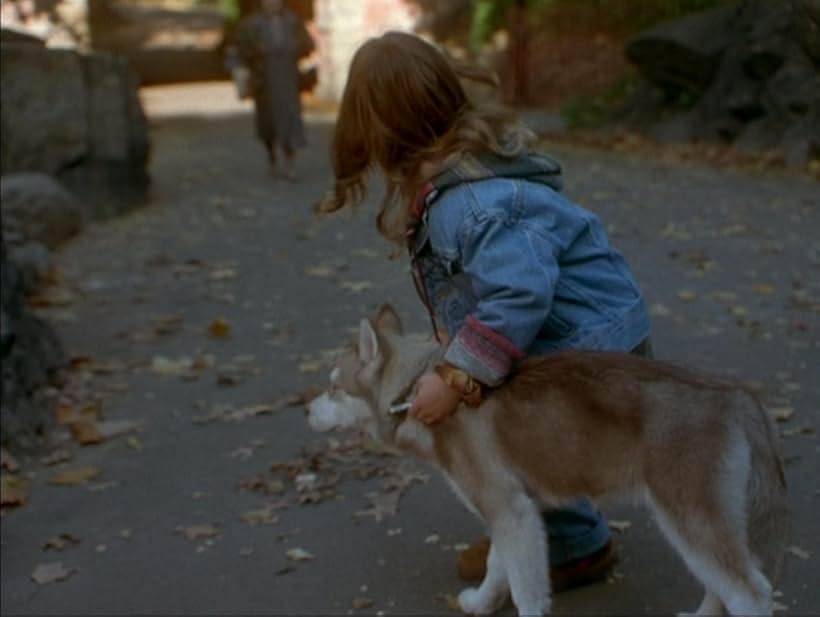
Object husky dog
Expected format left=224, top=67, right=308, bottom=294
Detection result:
left=307, top=305, right=789, bottom=616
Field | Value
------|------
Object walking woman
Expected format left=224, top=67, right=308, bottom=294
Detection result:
left=235, top=0, right=313, bottom=179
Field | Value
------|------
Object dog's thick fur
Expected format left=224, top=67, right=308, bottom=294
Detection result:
left=307, top=305, right=789, bottom=616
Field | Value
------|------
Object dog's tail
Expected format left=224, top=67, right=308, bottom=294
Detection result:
left=744, top=391, right=790, bottom=583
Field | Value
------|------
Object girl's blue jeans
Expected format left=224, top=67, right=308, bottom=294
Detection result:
left=544, top=499, right=610, bottom=565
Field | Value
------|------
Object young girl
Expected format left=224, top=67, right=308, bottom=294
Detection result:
left=320, top=32, right=652, bottom=591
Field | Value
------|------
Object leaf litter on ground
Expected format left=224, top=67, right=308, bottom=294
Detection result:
left=31, top=562, right=76, bottom=585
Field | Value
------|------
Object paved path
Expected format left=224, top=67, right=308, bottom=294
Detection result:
left=2, top=82, right=818, bottom=615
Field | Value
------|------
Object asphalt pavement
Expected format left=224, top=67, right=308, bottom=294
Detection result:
left=1, top=82, right=818, bottom=616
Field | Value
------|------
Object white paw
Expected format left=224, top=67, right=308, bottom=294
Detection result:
left=458, top=587, right=496, bottom=616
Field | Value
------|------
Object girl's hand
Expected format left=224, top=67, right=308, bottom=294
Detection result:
left=410, top=371, right=461, bottom=425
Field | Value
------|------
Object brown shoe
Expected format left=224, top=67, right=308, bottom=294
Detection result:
left=456, top=539, right=617, bottom=592
left=550, top=540, right=618, bottom=592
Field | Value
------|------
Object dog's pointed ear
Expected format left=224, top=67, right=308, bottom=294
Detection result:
left=374, top=304, right=403, bottom=335
left=358, top=318, right=380, bottom=365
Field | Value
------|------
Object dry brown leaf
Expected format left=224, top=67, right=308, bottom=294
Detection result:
left=0, top=448, right=19, bottom=473
left=176, top=524, right=221, bottom=541
left=48, top=467, right=101, bottom=487
left=57, top=400, right=103, bottom=426
left=209, top=268, right=238, bottom=281
left=31, top=562, right=75, bottom=585
left=770, top=406, right=795, bottom=422
left=43, top=533, right=82, bottom=551
left=240, top=508, right=279, bottom=526
left=434, top=593, right=462, bottom=612
left=70, top=421, right=106, bottom=445
left=304, top=264, right=334, bottom=278
left=297, top=359, right=322, bottom=373
left=41, top=449, right=73, bottom=466
left=208, top=318, right=232, bottom=338
left=352, top=597, right=374, bottom=610
left=153, top=314, right=183, bottom=336
left=1, top=474, right=29, bottom=507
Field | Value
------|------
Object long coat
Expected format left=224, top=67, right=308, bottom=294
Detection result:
left=235, top=9, right=312, bottom=152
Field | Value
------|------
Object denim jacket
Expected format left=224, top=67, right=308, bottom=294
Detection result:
left=410, top=153, right=651, bottom=387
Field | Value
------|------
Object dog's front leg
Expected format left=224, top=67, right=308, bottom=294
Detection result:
left=458, top=542, right=509, bottom=615
left=489, top=494, right=550, bottom=616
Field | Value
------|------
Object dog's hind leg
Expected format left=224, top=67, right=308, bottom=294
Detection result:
left=458, top=543, right=510, bottom=616
left=489, top=493, right=550, bottom=616
left=649, top=496, right=772, bottom=616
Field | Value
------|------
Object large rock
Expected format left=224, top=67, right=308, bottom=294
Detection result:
left=1, top=240, right=64, bottom=454
left=0, top=41, right=150, bottom=217
left=624, top=0, right=820, bottom=166
left=1, top=174, right=83, bottom=249
left=627, top=5, right=737, bottom=95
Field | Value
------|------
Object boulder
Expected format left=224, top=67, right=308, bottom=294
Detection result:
left=626, top=5, right=737, bottom=95
left=0, top=43, right=150, bottom=217
left=624, top=0, right=820, bottom=166
left=1, top=240, right=64, bottom=454
left=0, top=174, right=83, bottom=249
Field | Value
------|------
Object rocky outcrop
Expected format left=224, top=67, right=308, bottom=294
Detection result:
left=1, top=239, right=64, bottom=454
left=1, top=174, right=83, bottom=251
left=625, top=0, right=820, bottom=166
left=0, top=39, right=150, bottom=217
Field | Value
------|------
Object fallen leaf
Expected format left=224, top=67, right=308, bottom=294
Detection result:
left=649, top=303, right=671, bottom=317
left=338, top=280, right=373, bottom=293
left=208, top=318, right=232, bottom=338
left=152, top=314, right=183, bottom=336
left=41, top=449, right=73, bottom=466
left=298, top=360, right=323, bottom=373
left=350, top=248, right=380, bottom=259
left=355, top=490, right=401, bottom=523
left=32, top=562, right=75, bottom=585
left=608, top=520, right=632, bottom=533
left=752, top=283, right=775, bottom=296
left=57, top=400, right=103, bottom=426
left=1, top=448, right=20, bottom=472
left=770, top=406, right=795, bottom=422
left=48, top=467, right=101, bottom=487
left=240, top=508, right=279, bottom=527
left=677, top=290, right=697, bottom=302
left=786, top=545, right=810, bottom=560
left=286, top=547, right=314, bottom=561
left=352, top=597, right=374, bottom=609
left=304, top=264, right=334, bottom=278
left=150, top=356, right=194, bottom=377
left=176, top=524, right=221, bottom=541
left=43, top=534, right=82, bottom=551
left=209, top=268, right=238, bottom=281
left=70, top=421, right=106, bottom=445
left=1, top=474, right=29, bottom=507
left=434, top=593, right=462, bottom=612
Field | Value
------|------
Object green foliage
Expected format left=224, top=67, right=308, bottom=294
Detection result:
left=561, top=75, right=638, bottom=129
left=468, top=0, right=736, bottom=51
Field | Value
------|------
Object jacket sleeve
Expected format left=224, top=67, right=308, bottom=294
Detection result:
left=443, top=214, right=561, bottom=386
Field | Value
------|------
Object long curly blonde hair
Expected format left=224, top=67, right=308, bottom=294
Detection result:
left=320, top=31, right=535, bottom=245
